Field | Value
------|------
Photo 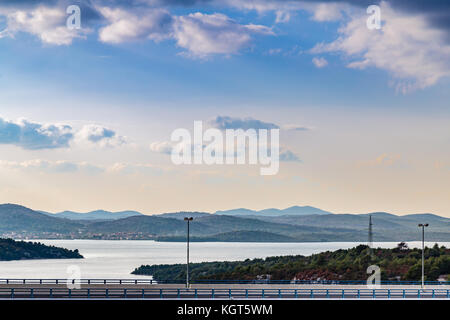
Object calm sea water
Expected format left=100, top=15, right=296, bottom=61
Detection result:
left=0, top=240, right=447, bottom=279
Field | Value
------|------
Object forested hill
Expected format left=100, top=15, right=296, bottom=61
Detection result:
left=0, top=238, right=83, bottom=261
left=132, top=244, right=450, bottom=282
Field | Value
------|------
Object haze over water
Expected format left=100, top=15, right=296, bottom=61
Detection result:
left=0, top=240, right=447, bottom=279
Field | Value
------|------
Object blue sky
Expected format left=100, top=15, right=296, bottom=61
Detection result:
left=0, top=0, right=449, bottom=215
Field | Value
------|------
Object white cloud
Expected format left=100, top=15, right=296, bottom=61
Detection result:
left=173, top=12, right=273, bottom=57
left=312, top=56, right=328, bottom=68
left=150, top=141, right=173, bottom=155
left=0, top=159, right=164, bottom=176
left=98, top=7, right=173, bottom=44
left=311, top=3, right=344, bottom=22
left=107, top=162, right=163, bottom=175
left=75, top=124, right=126, bottom=148
left=0, top=117, right=73, bottom=149
left=97, top=7, right=274, bottom=57
left=209, top=115, right=279, bottom=130
left=0, top=159, right=104, bottom=174
left=0, top=5, right=88, bottom=45
left=221, top=0, right=346, bottom=23
left=311, top=2, right=450, bottom=92
left=0, top=117, right=126, bottom=150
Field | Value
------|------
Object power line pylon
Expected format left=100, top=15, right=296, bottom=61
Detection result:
left=368, top=214, right=374, bottom=259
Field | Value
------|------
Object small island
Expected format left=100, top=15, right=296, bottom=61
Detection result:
left=0, top=238, right=83, bottom=261
left=132, top=244, right=450, bottom=282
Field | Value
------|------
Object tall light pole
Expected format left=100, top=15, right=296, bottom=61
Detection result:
left=418, top=223, right=429, bottom=288
left=184, top=217, right=193, bottom=288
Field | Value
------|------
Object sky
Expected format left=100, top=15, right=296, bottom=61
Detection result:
left=0, top=0, right=449, bottom=216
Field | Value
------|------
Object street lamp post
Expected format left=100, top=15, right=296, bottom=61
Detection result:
left=418, top=223, right=429, bottom=288
left=184, top=217, right=193, bottom=288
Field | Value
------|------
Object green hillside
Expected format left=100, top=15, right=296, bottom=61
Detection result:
left=0, top=204, right=83, bottom=234
left=132, top=244, right=450, bottom=282
left=0, top=238, right=83, bottom=261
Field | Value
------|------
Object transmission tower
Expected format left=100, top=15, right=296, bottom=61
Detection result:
left=368, top=214, right=374, bottom=258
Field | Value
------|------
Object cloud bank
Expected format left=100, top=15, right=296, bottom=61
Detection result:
left=0, top=159, right=104, bottom=174
left=0, top=0, right=274, bottom=57
left=311, top=2, right=450, bottom=92
left=0, top=4, right=89, bottom=45
left=0, top=117, right=73, bottom=149
left=0, top=117, right=125, bottom=150
left=0, top=0, right=449, bottom=88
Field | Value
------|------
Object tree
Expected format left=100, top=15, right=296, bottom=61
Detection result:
left=405, top=263, right=421, bottom=280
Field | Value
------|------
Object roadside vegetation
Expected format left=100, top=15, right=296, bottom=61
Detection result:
left=132, top=243, right=449, bottom=282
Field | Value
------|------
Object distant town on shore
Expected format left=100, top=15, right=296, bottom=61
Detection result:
left=1, top=203, right=449, bottom=242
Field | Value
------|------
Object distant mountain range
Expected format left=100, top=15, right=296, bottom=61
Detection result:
left=1, top=203, right=449, bottom=242
left=215, top=206, right=332, bottom=216
left=39, top=205, right=331, bottom=221
left=39, top=210, right=142, bottom=221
